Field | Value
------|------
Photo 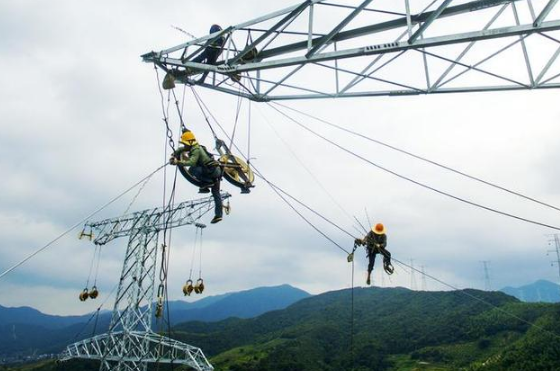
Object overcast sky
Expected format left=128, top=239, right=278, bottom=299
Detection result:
left=1, top=0, right=560, bottom=316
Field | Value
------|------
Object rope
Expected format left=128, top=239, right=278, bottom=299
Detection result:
left=254, top=103, right=358, bottom=229
left=350, top=259, right=356, bottom=371
left=171, top=89, right=188, bottom=132
left=0, top=163, right=168, bottom=281
left=188, top=228, right=200, bottom=281
left=154, top=65, right=176, bottom=152
left=268, top=103, right=560, bottom=232
left=189, top=89, right=351, bottom=254
left=229, top=85, right=244, bottom=149
left=92, top=246, right=102, bottom=287
left=198, top=227, right=204, bottom=279
left=84, top=245, right=98, bottom=289
left=273, top=102, right=560, bottom=214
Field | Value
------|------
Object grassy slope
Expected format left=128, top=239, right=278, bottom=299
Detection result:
left=5, top=288, right=560, bottom=371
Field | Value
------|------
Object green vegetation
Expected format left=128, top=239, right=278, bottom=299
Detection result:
left=5, top=287, right=560, bottom=371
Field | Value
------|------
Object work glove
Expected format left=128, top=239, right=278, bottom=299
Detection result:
left=169, top=157, right=178, bottom=165
left=354, top=238, right=362, bottom=246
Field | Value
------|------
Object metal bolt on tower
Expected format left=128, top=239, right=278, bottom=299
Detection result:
left=60, top=194, right=230, bottom=371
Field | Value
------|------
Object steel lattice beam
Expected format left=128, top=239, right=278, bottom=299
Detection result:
left=61, top=332, right=213, bottom=371
left=142, top=0, right=560, bottom=101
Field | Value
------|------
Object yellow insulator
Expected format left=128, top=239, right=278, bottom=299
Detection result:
left=182, top=279, right=194, bottom=296
left=89, top=286, right=99, bottom=299
left=194, top=279, right=204, bottom=294
left=79, top=288, right=89, bottom=302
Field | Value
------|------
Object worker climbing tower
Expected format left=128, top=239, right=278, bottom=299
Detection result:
left=60, top=194, right=230, bottom=371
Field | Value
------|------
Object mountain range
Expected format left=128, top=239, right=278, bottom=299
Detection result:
left=6, top=285, right=560, bottom=371
left=0, top=284, right=310, bottom=360
left=500, top=279, right=560, bottom=303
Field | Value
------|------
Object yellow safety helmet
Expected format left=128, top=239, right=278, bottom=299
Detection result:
left=180, top=131, right=197, bottom=146
left=372, top=223, right=386, bottom=235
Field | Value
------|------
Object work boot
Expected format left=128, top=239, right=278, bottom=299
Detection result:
left=211, top=215, right=222, bottom=224
left=366, top=275, right=371, bottom=286
left=198, top=187, right=210, bottom=194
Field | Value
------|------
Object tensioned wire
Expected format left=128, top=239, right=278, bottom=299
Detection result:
left=0, top=163, right=168, bottom=282
left=267, top=103, right=560, bottom=232
left=272, top=101, right=560, bottom=214
left=189, top=87, right=351, bottom=254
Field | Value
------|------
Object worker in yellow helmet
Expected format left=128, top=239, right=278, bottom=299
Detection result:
left=170, top=130, right=223, bottom=224
left=354, top=223, right=394, bottom=285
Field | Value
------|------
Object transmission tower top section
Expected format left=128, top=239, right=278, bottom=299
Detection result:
left=143, top=0, right=560, bottom=101
left=82, top=194, right=230, bottom=246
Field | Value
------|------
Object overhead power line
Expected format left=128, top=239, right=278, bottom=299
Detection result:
left=273, top=102, right=560, bottom=214
left=0, top=164, right=168, bottom=282
left=267, top=103, right=560, bottom=232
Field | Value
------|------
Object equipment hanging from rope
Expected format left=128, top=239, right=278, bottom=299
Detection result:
left=183, top=223, right=206, bottom=296
left=78, top=232, right=102, bottom=302
left=182, top=279, right=194, bottom=296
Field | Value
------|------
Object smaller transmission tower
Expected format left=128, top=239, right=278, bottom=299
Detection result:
left=547, top=234, right=560, bottom=285
left=421, top=265, right=428, bottom=291
left=60, top=194, right=230, bottom=371
left=410, top=259, right=417, bottom=290
left=481, top=261, right=492, bottom=291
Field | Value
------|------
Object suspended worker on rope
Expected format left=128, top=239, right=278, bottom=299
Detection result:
left=354, top=223, right=394, bottom=285
left=170, top=130, right=223, bottom=224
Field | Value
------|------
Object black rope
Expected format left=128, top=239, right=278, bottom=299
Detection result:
left=189, top=89, right=351, bottom=254
left=350, top=259, right=355, bottom=371
left=256, top=170, right=350, bottom=255
left=254, top=103, right=357, bottom=228
left=273, top=102, right=560, bottom=214
left=268, top=103, right=560, bottom=232
left=190, top=86, right=220, bottom=140
left=154, top=65, right=176, bottom=152
left=171, top=89, right=188, bottom=132
left=259, top=176, right=356, bottom=240
left=229, top=84, right=244, bottom=149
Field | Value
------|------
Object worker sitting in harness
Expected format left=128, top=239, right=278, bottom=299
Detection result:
left=170, top=130, right=223, bottom=224
left=354, top=223, right=394, bottom=285
left=191, top=24, right=225, bottom=84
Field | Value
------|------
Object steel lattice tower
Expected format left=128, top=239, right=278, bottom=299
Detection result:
left=143, top=0, right=560, bottom=101
left=548, top=234, right=560, bottom=285
left=60, top=194, right=230, bottom=371
left=481, top=260, right=492, bottom=291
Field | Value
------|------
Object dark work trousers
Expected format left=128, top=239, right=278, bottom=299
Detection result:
left=190, top=166, right=223, bottom=218
left=367, top=247, right=392, bottom=274
left=192, top=47, right=222, bottom=84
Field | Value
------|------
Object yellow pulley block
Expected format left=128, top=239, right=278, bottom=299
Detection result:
left=79, top=288, right=89, bottom=302
left=194, top=278, right=205, bottom=294
left=89, top=286, right=99, bottom=299
left=182, top=279, right=194, bottom=296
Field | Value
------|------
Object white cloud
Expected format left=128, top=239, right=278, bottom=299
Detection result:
left=1, top=0, right=560, bottom=316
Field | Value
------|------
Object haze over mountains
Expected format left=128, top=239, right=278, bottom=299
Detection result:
left=500, top=279, right=560, bottom=303
left=0, top=284, right=310, bottom=360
